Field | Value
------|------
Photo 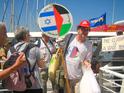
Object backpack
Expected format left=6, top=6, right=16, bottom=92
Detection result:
left=2, top=43, right=37, bottom=91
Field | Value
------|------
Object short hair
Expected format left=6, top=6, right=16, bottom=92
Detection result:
left=15, top=26, right=29, bottom=41
left=116, top=31, right=123, bottom=36
left=77, top=26, right=90, bottom=32
left=42, top=33, right=50, bottom=38
left=0, top=22, right=6, bottom=33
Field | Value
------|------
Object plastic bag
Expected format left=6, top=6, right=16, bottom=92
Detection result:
left=79, top=66, right=101, bottom=93
left=48, top=53, right=60, bottom=82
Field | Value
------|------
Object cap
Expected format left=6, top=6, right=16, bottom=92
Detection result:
left=79, top=20, right=90, bottom=28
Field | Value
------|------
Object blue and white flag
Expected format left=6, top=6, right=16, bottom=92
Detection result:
left=89, top=13, right=106, bottom=27
left=38, top=4, right=73, bottom=38
left=39, top=11, right=57, bottom=32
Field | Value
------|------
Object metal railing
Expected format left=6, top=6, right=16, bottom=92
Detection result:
left=99, top=65, right=124, bottom=93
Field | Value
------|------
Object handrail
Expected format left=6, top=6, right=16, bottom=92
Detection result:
left=102, top=78, right=123, bottom=87
left=99, top=65, right=124, bottom=93
left=103, top=66, right=124, bottom=70
left=102, top=86, right=117, bottom=93
left=100, top=67, right=124, bottom=79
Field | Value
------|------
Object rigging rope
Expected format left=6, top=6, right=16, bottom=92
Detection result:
left=2, top=0, right=9, bottom=22
left=17, top=0, right=25, bottom=26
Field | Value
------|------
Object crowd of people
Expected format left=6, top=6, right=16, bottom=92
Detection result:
left=0, top=20, right=100, bottom=93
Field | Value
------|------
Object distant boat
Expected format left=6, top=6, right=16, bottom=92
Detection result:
left=114, top=20, right=124, bottom=25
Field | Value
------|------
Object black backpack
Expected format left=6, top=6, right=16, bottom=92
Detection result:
left=2, top=43, right=37, bottom=91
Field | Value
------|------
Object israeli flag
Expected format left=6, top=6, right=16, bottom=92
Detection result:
left=38, top=11, right=57, bottom=32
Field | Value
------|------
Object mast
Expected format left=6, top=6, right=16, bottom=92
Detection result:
left=36, top=0, right=39, bottom=31
left=112, top=0, right=115, bottom=24
left=2, top=0, right=9, bottom=22
left=26, top=0, right=28, bottom=27
left=36, top=0, right=39, bottom=17
left=3, top=0, right=6, bottom=21
left=10, top=0, right=14, bottom=32
left=44, top=0, right=46, bottom=7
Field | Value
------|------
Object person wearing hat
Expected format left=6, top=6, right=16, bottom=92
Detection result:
left=65, top=20, right=93, bottom=93
left=0, top=22, right=26, bottom=79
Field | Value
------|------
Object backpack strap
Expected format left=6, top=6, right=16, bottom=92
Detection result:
left=49, top=39, right=54, bottom=47
left=64, top=33, right=73, bottom=57
left=40, top=37, right=52, bottom=57
left=36, top=38, right=41, bottom=48
left=23, top=43, right=37, bottom=74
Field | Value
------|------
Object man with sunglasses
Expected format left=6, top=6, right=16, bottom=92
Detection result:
left=65, top=20, right=93, bottom=93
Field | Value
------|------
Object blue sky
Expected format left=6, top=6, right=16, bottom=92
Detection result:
left=0, top=0, right=124, bottom=32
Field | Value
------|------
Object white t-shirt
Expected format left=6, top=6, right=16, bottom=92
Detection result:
left=35, top=39, right=55, bottom=68
left=65, top=38, right=92, bottom=79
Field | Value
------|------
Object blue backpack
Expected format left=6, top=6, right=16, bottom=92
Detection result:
left=2, top=43, right=37, bottom=91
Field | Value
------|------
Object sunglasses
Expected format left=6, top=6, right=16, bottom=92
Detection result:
left=78, top=31, right=88, bottom=36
